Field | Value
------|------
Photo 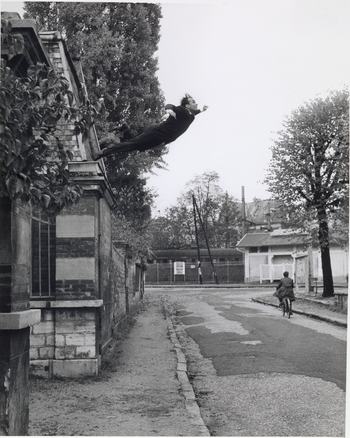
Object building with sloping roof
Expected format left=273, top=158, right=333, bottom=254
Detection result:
left=244, top=199, right=285, bottom=231
left=236, top=230, right=310, bottom=283
left=237, top=229, right=348, bottom=284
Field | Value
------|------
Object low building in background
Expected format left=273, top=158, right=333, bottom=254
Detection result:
left=147, top=248, right=244, bottom=284
left=236, top=229, right=348, bottom=285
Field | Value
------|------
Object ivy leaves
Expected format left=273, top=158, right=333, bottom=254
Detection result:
left=0, top=60, right=82, bottom=213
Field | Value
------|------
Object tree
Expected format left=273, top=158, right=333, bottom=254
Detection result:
left=265, top=90, right=349, bottom=297
left=23, top=2, right=166, bottom=226
left=0, top=19, right=84, bottom=212
left=150, top=171, right=242, bottom=249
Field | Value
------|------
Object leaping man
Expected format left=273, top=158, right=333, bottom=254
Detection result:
left=93, top=94, right=208, bottom=160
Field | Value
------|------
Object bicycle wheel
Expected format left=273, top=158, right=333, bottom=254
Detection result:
left=282, top=299, right=287, bottom=317
left=287, top=298, right=292, bottom=319
left=284, top=298, right=291, bottom=319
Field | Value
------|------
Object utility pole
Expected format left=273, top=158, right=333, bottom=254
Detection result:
left=192, top=195, right=203, bottom=284
left=241, top=186, right=247, bottom=236
left=192, top=194, right=219, bottom=285
left=266, top=202, right=272, bottom=231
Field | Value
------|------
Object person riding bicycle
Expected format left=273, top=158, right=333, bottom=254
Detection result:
left=275, top=271, right=295, bottom=314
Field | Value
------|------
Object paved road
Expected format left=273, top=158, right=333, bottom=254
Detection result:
left=150, top=287, right=346, bottom=436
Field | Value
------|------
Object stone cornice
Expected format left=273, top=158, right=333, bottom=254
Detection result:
left=0, top=309, right=41, bottom=330
left=68, top=161, right=116, bottom=208
left=30, top=300, right=103, bottom=309
left=1, top=17, right=52, bottom=74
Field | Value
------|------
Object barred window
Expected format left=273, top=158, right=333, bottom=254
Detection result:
left=31, top=209, right=56, bottom=298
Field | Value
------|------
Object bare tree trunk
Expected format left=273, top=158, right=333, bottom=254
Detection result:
left=317, top=207, right=334, bottom=297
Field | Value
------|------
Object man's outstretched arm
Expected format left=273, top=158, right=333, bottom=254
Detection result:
left=192, top=105, right=208, bottom=116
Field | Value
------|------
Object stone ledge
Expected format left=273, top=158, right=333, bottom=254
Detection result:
left=30, top=300, right=103, bottom=309
left=52, top=358, right=99, bottom=377
left=68, top=161, right=103, bottom=176
left=0, top=309, right=41, bottom=330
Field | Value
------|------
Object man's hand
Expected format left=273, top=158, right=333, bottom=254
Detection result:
left=202, top=105, right=208, bottom=112
left=161, top=108, right=176, bottom=121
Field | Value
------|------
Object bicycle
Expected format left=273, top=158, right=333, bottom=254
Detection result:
left=282, top=297, right=292, bottom=319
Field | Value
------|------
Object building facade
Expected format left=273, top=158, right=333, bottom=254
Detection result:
left=1, top=15, right=144, bottom=385
left=237, top=229, right=348, bottom=285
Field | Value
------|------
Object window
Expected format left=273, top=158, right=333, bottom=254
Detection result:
left=31, top=209, right=56, bottom=298
left=260, top=246, right=269, bottom=252
left=249, top=247, right=258, bottom=253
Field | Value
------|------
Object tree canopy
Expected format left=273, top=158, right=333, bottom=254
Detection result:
left=1, top=19, right=82, bottom=212
left=24, top=1, right=166, bottom=224
left=265, top=90, right=349, bottom=296
left=149, top=171, right=242, bottom=249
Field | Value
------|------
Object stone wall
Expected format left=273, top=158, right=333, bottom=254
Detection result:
left=30, top=307, right=99, bottom=378
left=40, top=32, right=85, bottom=161
left=24, top=29, right=144, bottom=379
left=55, top=196, right=98, bottom=300
left=30, top=185, right=142, bottom=377
left=0, top=199, right=40, bottom=435
left=0, top=198, right=12, bottom=313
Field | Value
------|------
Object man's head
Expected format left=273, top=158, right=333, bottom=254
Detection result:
left=181, top=93, right=198, bottom=112
left=283, top=271, right=289, bottom=278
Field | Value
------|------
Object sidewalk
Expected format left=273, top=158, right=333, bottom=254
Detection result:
left=252, top=290, right=348, bottom=328
left=29, top=297, right=209, bottom=436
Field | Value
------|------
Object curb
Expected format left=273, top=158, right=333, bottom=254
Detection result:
left=251, top=298, right=347, bottom=328
left=147, top=284, right=273, bottom=289
left=162, top=301, right=210, bottom=436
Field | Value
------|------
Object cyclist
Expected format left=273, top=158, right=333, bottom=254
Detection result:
left=275, top=271, right=295, bottom=314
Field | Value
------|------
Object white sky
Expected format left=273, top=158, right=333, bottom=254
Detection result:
left=3, top=0, right=350, bottom=213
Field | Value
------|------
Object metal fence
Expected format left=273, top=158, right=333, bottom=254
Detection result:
left=146, top=261, right=244, bottom=284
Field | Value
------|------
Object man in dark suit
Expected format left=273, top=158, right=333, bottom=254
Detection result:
left=93, top=94, right=208, bottom=160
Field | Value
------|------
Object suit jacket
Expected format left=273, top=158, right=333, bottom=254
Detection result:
left=276, top=277, right=295, bottom=299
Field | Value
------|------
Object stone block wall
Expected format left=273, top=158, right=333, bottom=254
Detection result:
left=30, top=307, right=98, bottom=378
left=26, top=31, right=144, bottom=379
left=0, top=328, right=30, bottom=435
left=40, top=32, right=84, bottom=161
left=0, top=198, right=12, bottom=313
left=55, top=309, right=97, bottom=360
left=0, top=199, right=40, bottom=435
left=111, top=246, right=127, bottom=320
left=30, top=190, right=102, bottom=377
left=30, top=311, right=55, bottom=363
left=55, top=197, right=98, bottom=300
left=30, top=185, right=142, bottom=376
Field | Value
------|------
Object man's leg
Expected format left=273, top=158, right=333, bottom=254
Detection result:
left=99, top=133, right=120, bottom=148
left=99, top=139, right=140, bottom=158
left=95, top=127, right=165, bottom=160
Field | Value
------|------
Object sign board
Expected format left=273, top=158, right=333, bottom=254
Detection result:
left=174, top=261, right=185, bottom=275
